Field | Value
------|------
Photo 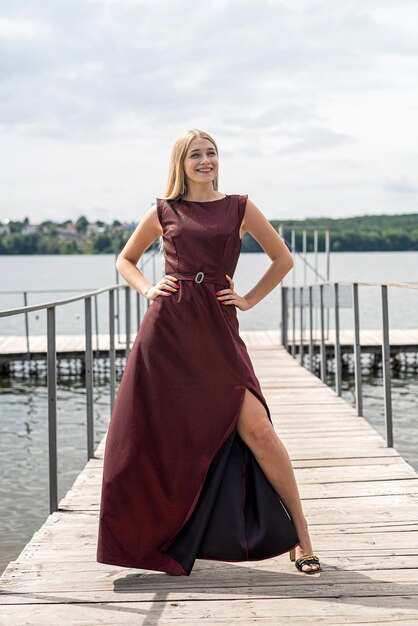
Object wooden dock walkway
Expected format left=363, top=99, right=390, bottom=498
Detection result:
left=2, top=328, right=418, bottom=359
left=1, top=330, right=418, bottom=624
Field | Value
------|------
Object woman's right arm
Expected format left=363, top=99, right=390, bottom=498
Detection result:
left=115, top=203, right=163, bottom=298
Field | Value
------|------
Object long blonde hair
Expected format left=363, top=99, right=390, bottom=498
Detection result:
left=157, top=128, right=219, bottom=255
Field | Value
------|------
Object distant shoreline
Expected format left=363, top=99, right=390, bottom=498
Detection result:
left=2, top=213, right=418, bottom=254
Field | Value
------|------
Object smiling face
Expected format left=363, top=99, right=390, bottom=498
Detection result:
left=183, top=137, right=218, bottom=191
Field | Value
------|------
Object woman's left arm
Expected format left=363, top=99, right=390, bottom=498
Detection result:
left=237, top=197, right=294, bottom=310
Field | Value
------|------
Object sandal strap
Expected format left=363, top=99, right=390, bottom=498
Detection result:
left=295, top=554, right=319, bottom=564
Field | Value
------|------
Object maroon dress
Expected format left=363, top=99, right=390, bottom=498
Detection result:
left=96, top=193, right=299, bottom=576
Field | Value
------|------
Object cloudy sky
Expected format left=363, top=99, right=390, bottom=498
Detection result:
left=1, top=0, right=418, bottom=224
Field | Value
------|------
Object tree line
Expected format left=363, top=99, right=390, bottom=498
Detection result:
left=1, top=212, right=418, bottom=254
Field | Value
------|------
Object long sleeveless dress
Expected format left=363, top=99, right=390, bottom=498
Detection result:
left=96, top=193, right=300, bottom=576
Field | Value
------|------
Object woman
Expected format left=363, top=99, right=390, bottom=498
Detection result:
left=96, top=128, right=321, bottom=576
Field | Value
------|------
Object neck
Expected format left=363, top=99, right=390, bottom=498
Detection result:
left=183, top=181, right=219, bottom=201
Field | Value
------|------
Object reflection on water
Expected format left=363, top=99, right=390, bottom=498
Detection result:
left=334, top=371, right=418, bottom=472
left=0, top=373, right=113, bottom=575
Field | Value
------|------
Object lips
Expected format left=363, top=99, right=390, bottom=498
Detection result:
left=196, top=168, right=213, bottom=173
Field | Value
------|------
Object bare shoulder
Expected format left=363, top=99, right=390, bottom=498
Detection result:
left=240, top=196, right=262, bottom=230
left=239, top=196, right=293, bottom=263
left=144, top=202, right=163, bottom=236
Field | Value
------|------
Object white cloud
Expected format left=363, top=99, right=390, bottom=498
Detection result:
left=0, top=16, right=51, bottom=39
left=0, top=0, right=418, bottom=221
left=385, top=176, right=418, bottom=194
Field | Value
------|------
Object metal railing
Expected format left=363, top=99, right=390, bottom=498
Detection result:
left=280, top=279, right=418, bottom=449
left=0, top=249, right=161, bottom=355
left=0, top=248, right=162, bottom=514
left=278, top=225, right=330, bottom=286
left=278, top=225, right=331, bottom=340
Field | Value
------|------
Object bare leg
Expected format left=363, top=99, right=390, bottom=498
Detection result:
left=236, top=389, right=320, bottom=572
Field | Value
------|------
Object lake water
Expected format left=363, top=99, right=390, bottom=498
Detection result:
left=1, top=251, right=418, bottom=334
left=1, top=251, right=418, bottom=574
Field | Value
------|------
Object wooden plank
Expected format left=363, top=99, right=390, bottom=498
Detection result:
left=2, top=336, right=418, bottom=624
left=1, top=597, right=418, bottom=624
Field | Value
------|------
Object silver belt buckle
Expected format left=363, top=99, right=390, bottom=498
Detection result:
left=194, top=271, right=204, bottom=283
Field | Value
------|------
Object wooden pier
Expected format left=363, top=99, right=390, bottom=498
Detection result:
left=1, top=330, right=418, bottom=624
left=2, top=328, right=418, bottom=361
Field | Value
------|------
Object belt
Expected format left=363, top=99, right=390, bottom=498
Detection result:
left=172, top=271, right=229, bottom=285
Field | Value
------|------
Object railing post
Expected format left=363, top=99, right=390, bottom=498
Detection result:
left=136, top=291, right=141, bottom=331
left=299, top=286, right=304, bottom=366
left=94, top=294, right=99, bottom=355
left=352, top=282, right=363, bottom=416
left=109, top=289, right=116, bottom=415
left=280, top=286, right=288, bottom=349
left=334, top=282, right=342, bottom=397
left=325, top=230, right=330, bottom=339
left=152, top=248, right=157, bottom=285
left=291, top=287, right=296, bottom=357
left=23, top=291, right=30, bottom=356
left=314, top=230, right=318, bottom=333
left=291, top=229, right=296, bottom=286
left=319, top=284, right=326, bottom=381
left=125, top=285, right=131, bottom=359
left=85, top=297, right=94, bottom=460
left=47, top=306, right=58, bottom=514
left=140, top=256, right=151, bottom=312
left=381, top=284, right=393, bottom=447
left=308, top=285, right=313, bottom=372
left=115, top=256, right=121, bottom=342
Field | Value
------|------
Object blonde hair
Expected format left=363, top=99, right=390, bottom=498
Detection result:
left=157, top=128, right=219, bottom=255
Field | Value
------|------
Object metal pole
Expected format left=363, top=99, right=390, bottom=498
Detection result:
left=47, top=306, right=58, bottom=514
left=115, top=253, right=121, bottom=341
left=334, top=282, right=342, bottom=397
left=152, top=249, right=156, bottom=285
left=23, top=291, right=30, bottom=356
left=381, top=285, right=393, bottom=447
left=299, top=286, right=304, bottom=366
left=314, top=230, right=318, bottom=334
left=281, top=285, right=288, bottom=348
left=325, top=230, right=330, bottom=339
left=136, top=291, right=140, bottom=331
left=308, top=285, right=313, bottom=372
left=352, top=282, right=363, bottom=416
left=285, top=286, right=289, bottom=350
left=94, top=294, right=99, bottom=354
left=291, top=287, right=296, bottom=357
left=125, top=285, right=131, bottom=359
left=319, top=284, right=326, bottom=381
left=140, top=256, right=150, bottom=314
left=85, top=297, right=94, bottom=460
left=109, top=289, right=116, bottom=415
left=326, top=230, right=330, bottom=281
left=291, top=229, right=296, bottom=289
left=279, top=225, right=284, bottom=339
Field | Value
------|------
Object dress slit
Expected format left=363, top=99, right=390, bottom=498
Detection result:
left=241, top=383, right=273, bottom=425
left=162, top=384, right=299, bottom=576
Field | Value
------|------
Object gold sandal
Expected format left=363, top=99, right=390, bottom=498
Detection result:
left=289, top=548, right=321, bottom=573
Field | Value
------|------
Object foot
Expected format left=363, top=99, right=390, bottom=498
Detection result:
left=295, top=528, right=320, bottom=572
